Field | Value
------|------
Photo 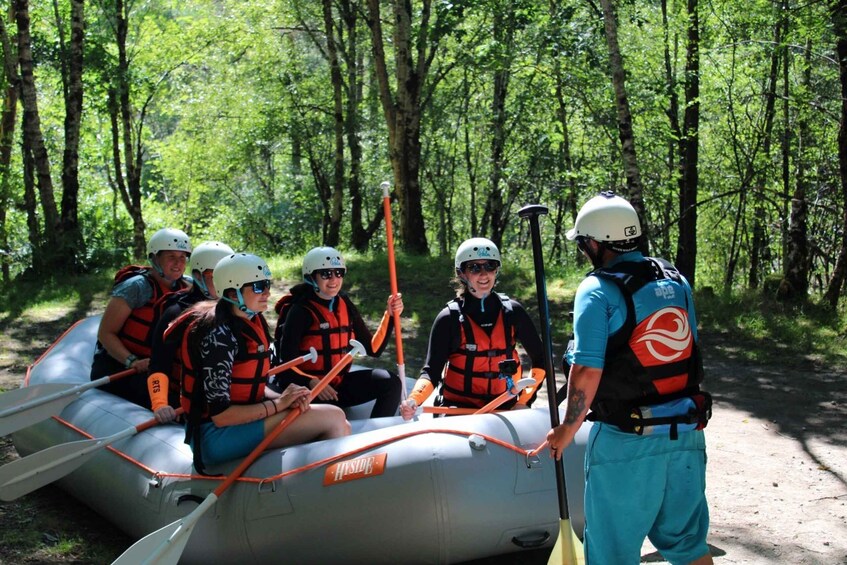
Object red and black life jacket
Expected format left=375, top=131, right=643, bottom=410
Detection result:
left=588, top=257, right=705, bottom=420
left=171, top=311, right=273, bottom=421
left=274, top=293, right=354, bottom=386
left=441, top=293, right=521, bottom=408
left=114, top=265, right=190, bottom=358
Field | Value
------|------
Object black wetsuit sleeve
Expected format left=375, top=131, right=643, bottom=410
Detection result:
left=149, top=303, right=181, bottom=375
left=418, top=307, right=454, bottom=388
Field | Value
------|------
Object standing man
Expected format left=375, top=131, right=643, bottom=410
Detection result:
left=547, top=191, right=713, bottom=565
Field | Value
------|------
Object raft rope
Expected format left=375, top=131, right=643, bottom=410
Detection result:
left=50, top=414, right=550, bottom=485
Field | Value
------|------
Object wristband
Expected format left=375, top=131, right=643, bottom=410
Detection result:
left=124, top=354, right=138, bottom=368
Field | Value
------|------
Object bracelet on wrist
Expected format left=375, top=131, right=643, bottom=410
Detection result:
left=124, top=354, right=138, bottom=368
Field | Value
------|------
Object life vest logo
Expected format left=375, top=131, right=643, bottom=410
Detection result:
left=631, top=307, right=692, bottom=366
left=323, top=452, right=387, bottom=486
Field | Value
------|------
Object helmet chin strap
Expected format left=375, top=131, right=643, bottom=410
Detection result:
left=222, top=288, right=257, bottom=319
left=193, top=272, right=213, bottom=299
left=306, top=275, right=337, bottom=311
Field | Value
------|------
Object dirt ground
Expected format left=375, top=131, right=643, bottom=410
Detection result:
left=0, top=307, right=845, bottom=564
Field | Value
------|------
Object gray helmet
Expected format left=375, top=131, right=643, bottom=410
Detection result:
left=302, top=247, right=346, bottom=276
left=147, top=228, right=192, bottom=256
left=454, top=238, right=501, bottom=271
left=213, top=253, right=272, bottom=293
left=190, top=241, right=234, bottom=273
left=566, top=192, right=641, bottom=244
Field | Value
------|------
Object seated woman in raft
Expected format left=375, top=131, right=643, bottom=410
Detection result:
left=176, top=252, right=350, bottom=472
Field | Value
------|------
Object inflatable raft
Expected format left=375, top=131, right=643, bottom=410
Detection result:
left=10, top=316, right=588, bottom=564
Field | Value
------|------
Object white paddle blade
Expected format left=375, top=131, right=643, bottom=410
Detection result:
left=0, top=383, right=80, bottom=437
left=0, top=428, right=135, bottom=501
left=348, top=339, right=366, bottom=358
left=514, top=377, right=537, bottom=393
left=112, top=494, right=216, bottom=565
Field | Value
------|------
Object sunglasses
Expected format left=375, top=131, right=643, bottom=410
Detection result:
left=316, top=269, right=346, bottom=280
left=247, top=279, right=271, bottom=294
left=463, top=261, right=499, bottom=274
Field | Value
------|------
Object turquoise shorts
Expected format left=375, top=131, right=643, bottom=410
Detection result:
left=196, top=419, right=265, bottom=467
left=584, top=423, right=710, bottom=565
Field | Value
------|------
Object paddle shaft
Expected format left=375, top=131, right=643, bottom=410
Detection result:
left=381, top=181, right=407, bottom=393
left=518, top=204, right=571, bottom=521
left=0, top=367, right=136, bottom=419
left=265, top=348, right=318, bottom=378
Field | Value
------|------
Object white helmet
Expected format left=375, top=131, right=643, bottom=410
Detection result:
left=302, top=247, right=346, bottom=276
left=566, top=192, right=641, bottom=244
left=147, top=228, right=192, bottom=256
left=190, top=241, right=234, bottom=273
left=213, top=253, right=272, bottom=293
left=454, top=238, right=501, bottom=270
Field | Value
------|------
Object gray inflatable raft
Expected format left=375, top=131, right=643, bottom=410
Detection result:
left=11, top=316, right=588, bottom=564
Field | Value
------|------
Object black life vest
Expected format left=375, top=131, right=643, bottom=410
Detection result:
left=275, top=293, right=354, bottom=386
left=587, top=257, right=705, bottom=420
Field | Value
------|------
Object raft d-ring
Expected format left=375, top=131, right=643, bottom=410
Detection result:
left=258, top=478, right=277, bottom=493
left=468, top=434, right=487, bottom=451
left=525, top=451, right=542, bottom=469
left=147, top=474, right=162, bottom=489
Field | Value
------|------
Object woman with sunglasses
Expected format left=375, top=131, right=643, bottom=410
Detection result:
left=271, top=246, right=404, bottom=419
left=177, top=253, right=350, bottom=473
left=400, top=238, right=546, bottom=419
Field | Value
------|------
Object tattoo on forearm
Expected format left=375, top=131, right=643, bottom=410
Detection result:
left=564, top=389, right=587, bottom=424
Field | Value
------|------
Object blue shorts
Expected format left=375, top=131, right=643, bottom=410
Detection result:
left=195, top=419, right=265, bottom=467
left=584, top=423, right=710, bottom=565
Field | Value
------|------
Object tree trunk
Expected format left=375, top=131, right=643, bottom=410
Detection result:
left=674, top=0, right=700, bottom=286
left=749, top=7, right=785, bottom=290
left=59, top=0, right=85, bottom=269
left=598, top=0, right=648, bottom=253
left=321, top=0, right=344, bottom=247
left=780, top=39, right=812, bottom=300
left=15, top=0, right=61, bottom=271
left=482, top=4, right=514, bottom=249
left=366, top=0, right=429, bottom=254
left=105, top=0, right=145, bottom=259
left=0, top=9, right=19, bottom=282
left=824, top=0, right=847, bottom=308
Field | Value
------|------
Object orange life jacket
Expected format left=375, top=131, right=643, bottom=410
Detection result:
left=441, top=293, right=521, bottom=408
left=114, top=265, right=190, bottom=358
left=275, top=293, right=354, bottom=386
left=171, top=311, right=273, bottom=421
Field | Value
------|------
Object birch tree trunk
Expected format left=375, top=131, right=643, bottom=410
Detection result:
left=598, top=0, right=648, bottom=253
left=15, top=0, right=61, bottom=270
left=0, top=9, right=19, bottom=282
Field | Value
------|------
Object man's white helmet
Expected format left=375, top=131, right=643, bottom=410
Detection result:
left=213, top=253, right=272, bottom=293
left=454, top=238, right=501, bottom=270
left=190, top=241, right=234, bottom=273
left=302, top=247, right=346, bottom=276
left=147, top=228, right=192, bottom=256
left=566, top=192, right=641, bottom=243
